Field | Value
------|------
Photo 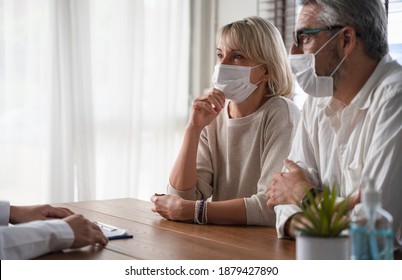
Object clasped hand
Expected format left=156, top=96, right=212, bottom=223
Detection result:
left=10, top=204, right=108, bottom=247
left=267, top=159, right=314, bottom=208
left=150, top=194, right=194, bottom=222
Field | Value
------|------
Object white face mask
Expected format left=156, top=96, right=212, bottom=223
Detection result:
left=289, top=30, right=347, bottom=98
left=212, top=64, right=262, bottom=104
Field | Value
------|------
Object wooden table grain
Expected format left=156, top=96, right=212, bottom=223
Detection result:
left=37, top=198, right=295, bottom=260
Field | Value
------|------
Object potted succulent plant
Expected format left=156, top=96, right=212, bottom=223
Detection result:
left=295, top=186, right=351, bottom=260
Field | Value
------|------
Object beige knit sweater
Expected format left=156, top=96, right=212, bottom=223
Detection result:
left=168, top=96, right=301, bottom=226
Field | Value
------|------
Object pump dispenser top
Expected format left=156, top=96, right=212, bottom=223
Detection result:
left=363, top=179, right=380, bottom=207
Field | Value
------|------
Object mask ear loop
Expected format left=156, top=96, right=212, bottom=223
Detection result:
left=254, top=65, right=275, bottom=97
left=257, top=65, right=276, bottom=97
left=251, top=64, right=264, bottom=69
left=253, top=64, right=276, bottom=97
left=252, top=64, right=266, bottom=87
left=313, top=29, right=347, bottom=78
left=330, top=54, right=348, bottom=77
left=314, top=29, right=343, bottom=56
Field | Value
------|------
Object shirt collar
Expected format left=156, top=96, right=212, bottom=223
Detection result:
left=350, top=54, right=392, bottom=110
left=317, top=53, right=392, bottom=113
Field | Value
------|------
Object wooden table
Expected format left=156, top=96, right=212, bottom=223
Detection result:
left=37, top=198, right=295, bottom=260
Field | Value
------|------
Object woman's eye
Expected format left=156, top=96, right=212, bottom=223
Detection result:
left=233, top=54, right=243, bottom=60
left=216, top=53, right=223, bottom=60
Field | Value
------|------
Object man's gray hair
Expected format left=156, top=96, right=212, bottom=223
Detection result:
left=298, top=0, right=388, bottom=59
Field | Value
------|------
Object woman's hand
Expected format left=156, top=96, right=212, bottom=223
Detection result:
left=188, top=89, right=225, bottom=130
left=150, top=194, right=195, bottom=222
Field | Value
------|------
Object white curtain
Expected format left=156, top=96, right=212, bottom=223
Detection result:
left=0, top=0, right=190, bottom=204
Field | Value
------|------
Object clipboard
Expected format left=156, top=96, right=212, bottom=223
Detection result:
left=94, top=221, right=134, bottom=240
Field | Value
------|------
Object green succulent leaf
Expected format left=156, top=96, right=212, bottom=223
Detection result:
left=296, top=185, right=351, bottom=237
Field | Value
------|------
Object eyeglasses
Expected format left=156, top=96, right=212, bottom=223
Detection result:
left=293, top=25, right=344, bottom=47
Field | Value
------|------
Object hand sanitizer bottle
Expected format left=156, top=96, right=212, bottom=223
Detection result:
left=350, top=179, right=394, bottom=260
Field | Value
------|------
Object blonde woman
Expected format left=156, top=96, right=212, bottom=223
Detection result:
left=151, top=16, right=300, bottom=226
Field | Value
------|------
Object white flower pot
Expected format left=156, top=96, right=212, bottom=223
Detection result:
left=296, top=234, right=350, bottom=260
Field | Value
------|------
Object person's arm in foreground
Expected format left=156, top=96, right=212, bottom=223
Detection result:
left=0, top=202, right=107, bottom=259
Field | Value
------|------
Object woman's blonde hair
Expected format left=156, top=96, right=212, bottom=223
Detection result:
left=216, top=16, right=293, bottom=98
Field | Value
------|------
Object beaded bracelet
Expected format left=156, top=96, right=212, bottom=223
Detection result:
left=194, top=200, right=200, bottom=223
left=197, top=200, right=205, bottom=224
left=194, top=200, right=208, bottom=224
left=203, top=201, right=208, bottom=224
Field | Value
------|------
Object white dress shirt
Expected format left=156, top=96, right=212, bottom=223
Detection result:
left=275, top=54, right=402, bottom=250
left=0, top=200, right=74, bottom=259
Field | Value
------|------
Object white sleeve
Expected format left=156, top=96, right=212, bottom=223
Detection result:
left=0, top=201, right=11, bottom=226
left=274, top=204, right=300, bottom=238
left=0, top=220, right=74, bottom=260
left=274, top=98, right=318, bottom=237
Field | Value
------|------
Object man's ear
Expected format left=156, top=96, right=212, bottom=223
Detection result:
left=339, top=26, right=357, bottom=56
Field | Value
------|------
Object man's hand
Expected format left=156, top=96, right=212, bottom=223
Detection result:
left=267, top=159, right=314, bottom=208
left=9, top=204, right=74, bottom=224
left=64, top=214, right=108, bottom=248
